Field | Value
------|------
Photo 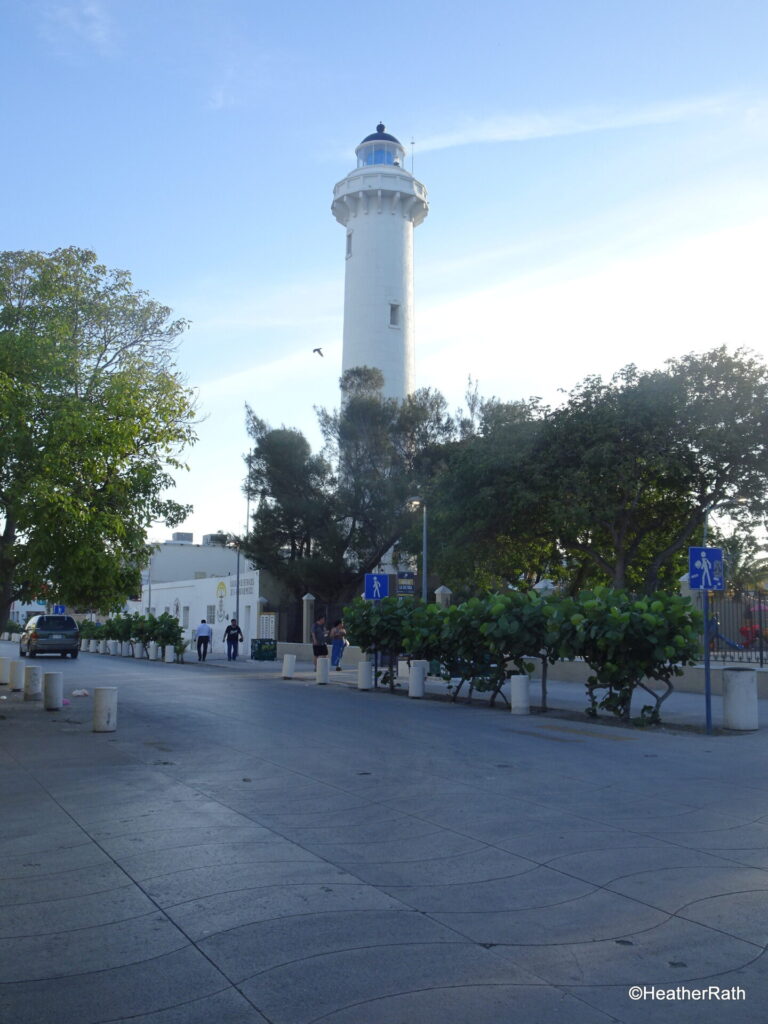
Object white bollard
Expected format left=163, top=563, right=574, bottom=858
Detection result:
left=357, top=659, right=373, bottom=691
left=282, top=653, right=296, bottom=678
left=316, top=656, right=330, bottom=685
left=397, top=659, right=410, bottom=679
left=510, top=674, right=531, bottom=715
left=723, top=668, right=759, bottom=731
left=409, top=660, right=427, bottom=698
left=43, top=672, right=63, bottom=711
left=93, top=687, right=117, bottom=732
left=23, top=664, right=43, bottom=702
left=164, top=645, right=175, bottom=663
left=0, top=657, right=9, bottom=685
left=9, top=660, right=24, bottom=692
left=148, top=642, right=158, bottom=661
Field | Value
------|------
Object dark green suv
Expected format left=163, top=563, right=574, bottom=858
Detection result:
left=20, top=615, right=80, bottom=658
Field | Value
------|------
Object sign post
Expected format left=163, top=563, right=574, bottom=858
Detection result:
left=688, top=546, right=725, bottom=734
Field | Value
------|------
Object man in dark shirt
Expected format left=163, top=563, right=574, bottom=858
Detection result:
left=224, top=619, right=244, bottom=661
left=311, top=614, right=327, bottom=668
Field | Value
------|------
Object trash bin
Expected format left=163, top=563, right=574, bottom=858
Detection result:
left=251, top=639, right=277, bottom=661
left=722, top=667, right=758, bottom=731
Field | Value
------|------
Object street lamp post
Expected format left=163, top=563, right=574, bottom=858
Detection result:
left=421, top=502, right=428, bottom=603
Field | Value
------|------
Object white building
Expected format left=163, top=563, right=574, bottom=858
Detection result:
left=332, top=124, right=429, bottom=399
left=145, top=536, right=242, bottom=585
left=128, top=571, right=275, bottom=655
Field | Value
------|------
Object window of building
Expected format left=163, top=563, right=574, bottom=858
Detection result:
left=389, top=303, right=400, bottom=327
left=206, top=604, right=216, bottom=625
left=346, top=233, right=352, bottom=258
left=182, top=606, right=190, bottom=628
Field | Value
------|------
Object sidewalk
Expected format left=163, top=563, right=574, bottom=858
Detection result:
left=1, top=640, right=768, bottom=1023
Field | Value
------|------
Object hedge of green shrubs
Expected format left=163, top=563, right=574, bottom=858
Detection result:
left=79, top=612, right=185, bottom=657
left=343, top=587, right=703, bottom=724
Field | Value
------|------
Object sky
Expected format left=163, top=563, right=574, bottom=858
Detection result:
left=3, top=0, right=768, bottom=543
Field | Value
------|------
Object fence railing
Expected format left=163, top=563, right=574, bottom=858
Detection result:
left=706, top=590, right=766, bottom=666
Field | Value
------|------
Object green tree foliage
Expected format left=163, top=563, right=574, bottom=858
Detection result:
left=427, top=348, right=768, bottom=595
left=0, top=248, right=196, bottom=624
left=243, top=368, right=455, bottom=602
left=569, top=588, right=702, bottom=723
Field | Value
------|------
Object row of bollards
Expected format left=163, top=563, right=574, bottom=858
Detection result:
left=276, top=653, right=759, bottom=729
left=278, top=653, right=531, bottom=711
left=0, top=655, right=117, bottom=732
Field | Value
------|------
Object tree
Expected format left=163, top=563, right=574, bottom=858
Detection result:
left=427, top=348, right=768, bottom=595
left=533, top=349, right=768, bottom=592
left=0, top=248, right=196, bottom=625
left=242, top=369, right=455, bottom=602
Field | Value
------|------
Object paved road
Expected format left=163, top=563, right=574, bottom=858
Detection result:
left=1, top=642, right=768, bottom=1023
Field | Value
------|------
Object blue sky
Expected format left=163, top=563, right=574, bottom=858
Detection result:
left=3, top=0, right=768, bottom=541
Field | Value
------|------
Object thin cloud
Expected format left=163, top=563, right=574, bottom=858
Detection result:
left=42, top=1, right=113, bottom=55
left=417, top=96, right=732, bottom=152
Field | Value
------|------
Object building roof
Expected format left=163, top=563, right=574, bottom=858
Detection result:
left=360, top=123, right=401, bottom=145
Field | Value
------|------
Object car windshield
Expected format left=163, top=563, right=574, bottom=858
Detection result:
left=36, top=616, right=77, bottom=630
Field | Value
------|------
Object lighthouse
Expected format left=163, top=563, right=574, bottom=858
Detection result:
left=332, top=124, right=429, bottom=400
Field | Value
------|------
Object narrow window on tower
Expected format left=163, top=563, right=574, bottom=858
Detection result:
left=389, top=303, right=400, bottom=327
left=346, top=233, right=352, bottom=258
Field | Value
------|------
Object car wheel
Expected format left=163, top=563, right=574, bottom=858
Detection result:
left=70, top=651, right=78, bottom=659
left=60, top=652, right=67, bottom=658
left=28, top=649, right=37, bottom=658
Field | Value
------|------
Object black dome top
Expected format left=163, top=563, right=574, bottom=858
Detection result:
left=360, top=123, right=401, bottom=145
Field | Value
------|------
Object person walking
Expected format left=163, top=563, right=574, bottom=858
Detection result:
left=224, top=618, right=244, bottom=661
left=329, top=619, right=347, bottom=671
left=195, top=619, right=213, bottom=661
left=311, top=614, right=328, bottom=668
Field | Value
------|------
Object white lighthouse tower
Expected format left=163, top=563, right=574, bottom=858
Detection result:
left=332, top=124, right=429, bottom=400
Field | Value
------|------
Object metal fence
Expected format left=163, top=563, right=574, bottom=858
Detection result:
left=706, top=590, right=766, bottom=666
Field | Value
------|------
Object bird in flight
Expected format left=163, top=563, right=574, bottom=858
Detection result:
left=312, top=347, right=323, bottom=357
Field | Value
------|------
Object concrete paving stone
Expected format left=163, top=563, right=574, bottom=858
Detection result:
left=329, top=844, right=534, bottom=887
left=497, top=826, right=660, bottom=863
left=295, top=829, right=492, bottom=867
left=678, top=890, right=768, bottom=945
left=433, top=887, right=669, bottom=945
left=144, top=859, right=359, bottom=908
left=643, top=821, right=768, bottom=853
left=0, top=910, right=189, bottom=983
left=199, top=908, right=464, bottom=982
left=209, top=789, right=373, bottom=818
left=0, top=823, right=92, bottom=858
left=116, top=838, right=325, bottom=882
left=502, top=915, right=761, bottom=986
left=2, top=840, right=116, bottom=880
left=0, top=860, right=132, bottom=908
left=608, top=807, right=764, bottom=834
left=275, top=816, right=448, bottom=846
left=87, top=802, right=257, bottom=839
left=0, top=884, right=157, bottom=938
left=166, top=881, right=406, bottom=941
left=110, top=988, right=270, bottom=1024
left=97, top=824, right=277, bottom=859
left=252, top=801, right=405, bottom=829
left=606, top=864, right=768, bottom=913
left=379, top=864, right=596, bottom=914
left=238, top=940, right=547, bottom=1024
left=545, top=842, right=743, bottom=886
left=317, top=983, right=618, bottom=1024
left=0, top=947, right=233, bottom=1024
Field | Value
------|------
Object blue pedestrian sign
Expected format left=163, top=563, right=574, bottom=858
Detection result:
left=53, top=604, right=66, bottom=614
left=688, top=547, right=725, bottom=591
left=364, top=573, right=389, bottom=600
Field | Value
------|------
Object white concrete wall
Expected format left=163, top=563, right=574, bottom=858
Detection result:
left=146, top=541, right=246, bottom=584
left=128, top=572, right=260, bottom=654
